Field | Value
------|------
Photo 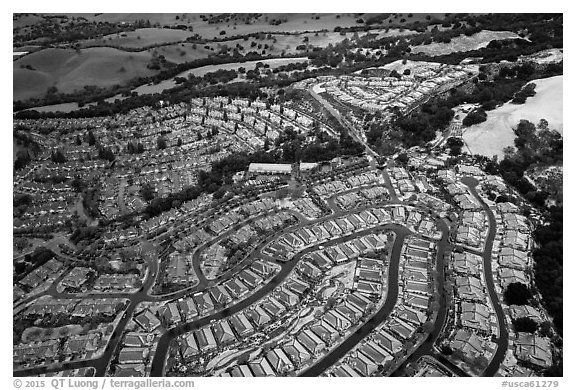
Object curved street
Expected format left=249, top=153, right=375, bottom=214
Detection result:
left=300, top=229, right=409, bottom=376
left=461, top=176, right=509, bottom=376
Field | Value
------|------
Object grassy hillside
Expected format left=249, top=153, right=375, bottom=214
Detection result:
left=14, top=47, right=156, bottom=101
left=66, top=13, right=366, bottom=39
left=13, top=68, right=54, bottom=101
left=83, top=27, right=195, bottom=49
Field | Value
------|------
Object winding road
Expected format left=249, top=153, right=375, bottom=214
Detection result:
left=300, top=229, right=409, bottom=376
left=461, top=176, right=509, bottom=376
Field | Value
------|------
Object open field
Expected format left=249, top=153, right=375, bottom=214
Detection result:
left=410, top=30, right=522, bottom=56
left=13, top=47, right=156, bottom=101
left=83, top=27, right=195, bottom=49
left=23, top=102, right=85, bottom=113
left=463, top=75, right=563, bottom=159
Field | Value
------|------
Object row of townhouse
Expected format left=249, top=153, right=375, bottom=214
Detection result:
left=264, top=205, right=413, bottom=262
left=160, top=259, right=280, bottom=329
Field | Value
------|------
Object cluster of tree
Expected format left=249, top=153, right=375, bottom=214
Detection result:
left=365, top=118, right=387, bottom=146
left=446, top=137, right=464, bottom=156
left=202, top=69, right=238, bottom=85
left=71, top=176, right=85, bottom=192
left=14, top=246, right=56, bottom=279
left=14, top=151, right=32, bottom=171
left=97, top=146, right=115, bottom=162
left=139, top=183, right=156, bottom=202
left=462, top=108, right=487, bottom=127
left=143, top=185, right=202, bottom=218
left=504, top=282, right=533, bottom=305
left=82, top=188, right=101, bottom=219
left=86, top=130, right=97, bottom=145
left=308, top=50, right=344, bottom=68
left=302, top=131, right=364, bottom=162
left=393, top=101, right=454, bottom=147
left=409, top=24, right=483, bottom=47
left=156, top=136, right=168, bottom=150
left=498, top=120, right=562, bottom=207
left=70, top=226, right=101, bottom=245
left=513, top=317, right=539, bottom=333
left=532, top=205, right=563, bottom=333
left=272, top=61, right=308, bottom=74
left=13, top=193, right=32, bottom=218
left=126, top=141, right=145, bottom=154
left=14, top=127, right=41, bottom=151
left=512, top=82, right=537, bottom=104
left=50, top=149, right=67, bottom=163
left=146, top=55, right=175, bottom=71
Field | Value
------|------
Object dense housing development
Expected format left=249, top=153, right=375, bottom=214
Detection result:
left=13, top=13, right=562, bottom=379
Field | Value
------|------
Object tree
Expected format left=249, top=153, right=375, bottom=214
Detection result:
left=447, top=137, right=464, bottom=156
left=87, top=130, right=96, bottom=146
left=157, top=136, right=167, bottom=150
left=98, top=147, right=115, bottom=162
left=504, top=282, right=532, bottom=305
left=140, top=183, right=156, bottom=202
left=513, top=317, right=538, bottom=333
left=51, top=149, right=67, bottom=163
left=14, top=152, right=31, bottom=170
left=71, top=177, right=85, bottom=192
left=396, top=153, right=409, bottom=165
left=213, top=187, right=227, bottom=200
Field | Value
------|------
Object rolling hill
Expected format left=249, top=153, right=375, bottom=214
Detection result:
left=13, top=47, right=156, bottom=101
